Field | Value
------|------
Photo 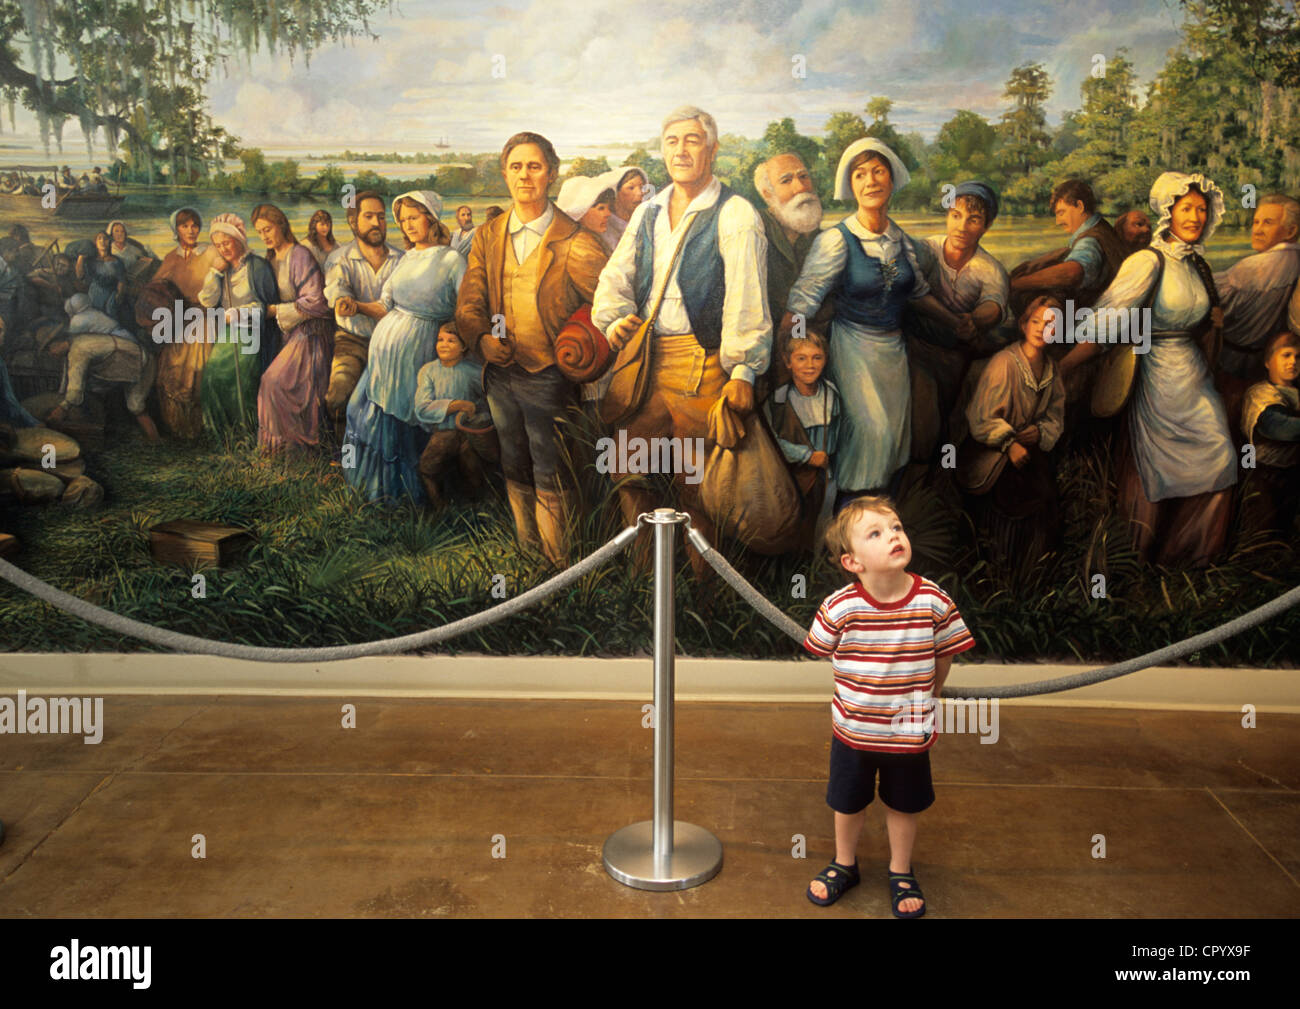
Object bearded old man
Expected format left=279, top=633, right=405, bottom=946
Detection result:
left=755, top=151, right=825, bottom=389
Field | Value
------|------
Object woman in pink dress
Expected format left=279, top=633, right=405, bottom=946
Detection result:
left=252, top=204, right=335, bottom=453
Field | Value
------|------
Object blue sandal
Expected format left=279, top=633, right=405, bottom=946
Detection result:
left=807, top=859, right=859, bottom=906
left=889, top=869, right=926, bottom=918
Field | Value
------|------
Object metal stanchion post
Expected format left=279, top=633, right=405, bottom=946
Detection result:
left=603, top=508, right=723, bottom=891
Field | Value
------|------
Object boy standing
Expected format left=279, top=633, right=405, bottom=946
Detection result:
left=802, top=496, right=975, bottom=917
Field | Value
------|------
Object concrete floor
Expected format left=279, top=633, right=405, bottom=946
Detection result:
left=1, top=695, right=1297, bottom=918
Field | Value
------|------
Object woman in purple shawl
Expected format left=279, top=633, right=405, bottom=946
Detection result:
left=252, top=204, right=334, bottom=453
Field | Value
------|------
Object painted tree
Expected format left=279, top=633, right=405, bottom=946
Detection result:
left=997, top=62, right=1054, bottom=177
left=562, top=156, right=611, bottom=181
left=0, top=0, right=387, bottom=180
left=1056, top=50, right=1149, bottom=208
left=1125, top=0, right=1299, bottom=213
left=933, top=109, right=998, bottom=181
left=866, top=96, right=894, bottom=124
left=823, top=110, right=869, bottom=178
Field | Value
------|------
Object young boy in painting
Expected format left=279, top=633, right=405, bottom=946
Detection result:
left=1240, top=331, right=1300, bottom=534
left=763, top=330, right=840, bottom=549
left=803, top=496, right=975, bottom=917
left=413, top=322, right=489, bottom=507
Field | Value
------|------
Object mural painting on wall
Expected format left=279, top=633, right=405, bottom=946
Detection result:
left=0, top=0, right=1297, bottom=666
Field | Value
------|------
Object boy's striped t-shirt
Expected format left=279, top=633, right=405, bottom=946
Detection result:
left=803, top=574, right=975, bottom=753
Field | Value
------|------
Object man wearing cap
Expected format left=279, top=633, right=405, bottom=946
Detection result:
left=908, top=180, right=1010, bottom=458
left=455, top=131, right=609, bottom=566
left=592, top=105, right=772, bottom=570
left=324, top=190, right=404, bottom=445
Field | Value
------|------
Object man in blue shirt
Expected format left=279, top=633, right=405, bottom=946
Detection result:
left=1009, top=179, right=1128, bottom=315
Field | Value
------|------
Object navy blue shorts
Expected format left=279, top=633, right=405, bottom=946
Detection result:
left=826, top=736, right=935, bottom=814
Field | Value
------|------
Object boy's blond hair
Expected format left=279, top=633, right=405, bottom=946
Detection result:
left=824, top=495, right=900, bottom=566
left=782, top=328, right=829, bottom=360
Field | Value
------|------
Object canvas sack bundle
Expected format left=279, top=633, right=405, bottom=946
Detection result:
left=699, top=394, right=801, bottom=555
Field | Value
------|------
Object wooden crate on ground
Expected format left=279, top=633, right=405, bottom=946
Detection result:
left=149, top=519, right=253, bottom=569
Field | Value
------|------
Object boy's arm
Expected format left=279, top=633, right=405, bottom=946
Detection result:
left=932, top=591, right=976, bottom=696
left=803, top=596, right=843, bottom=657
left=933, top=654, right=953, bottom=698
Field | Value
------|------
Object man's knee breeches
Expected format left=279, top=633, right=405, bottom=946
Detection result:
left=325, top=331, right=368, bottom=414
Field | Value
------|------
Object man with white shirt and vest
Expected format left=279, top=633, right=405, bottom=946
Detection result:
left=324, top=191, right=404, bottom=445
left=592, top=105, right=772, bottom=573
left=455, top=131, right=608, bottom=566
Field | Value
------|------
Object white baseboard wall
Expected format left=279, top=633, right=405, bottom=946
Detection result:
left=0, top=653, right=1296, bottom=711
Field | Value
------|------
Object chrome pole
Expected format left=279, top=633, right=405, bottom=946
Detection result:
left=603, top=508, right=723, bottom=891
left=652, top=505, right=675, bottom=869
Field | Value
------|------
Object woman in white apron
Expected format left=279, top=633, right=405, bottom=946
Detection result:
left=1060, top=171, right=1235, bottom=566
left=782, top=139, right=973, bottom=509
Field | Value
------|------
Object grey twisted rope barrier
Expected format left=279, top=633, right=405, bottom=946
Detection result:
left=0, top=525, right=641, bottom=663
left=0, top=514, right=1295, bottom=695
left=684, top=526, right=1300, bottom=699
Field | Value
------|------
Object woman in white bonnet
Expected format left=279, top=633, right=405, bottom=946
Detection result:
left=604, top=167, right=651, bottom=254
left=1059, top=171, right=1236, bottom=566
left=779, top=138, right=974, bottom=508
left=197, top=212, right=280, bottom=436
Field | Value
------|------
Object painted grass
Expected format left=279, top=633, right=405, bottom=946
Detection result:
left=1, top=414, right=1296, bottom=666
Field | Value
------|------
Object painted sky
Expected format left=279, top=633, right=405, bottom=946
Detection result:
left=9, top=0, right=1190, bottom=155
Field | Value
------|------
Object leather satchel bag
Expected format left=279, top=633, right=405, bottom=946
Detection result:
left=1092, top=249, right=1165, bottom=418
left=599, top=211, right=699, bottom=427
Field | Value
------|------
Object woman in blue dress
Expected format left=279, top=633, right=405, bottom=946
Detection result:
left=344, top=190, right=465, bottom=504
left=76, top=231, right=131, bottom=329
left=781, top=139, right=973, bottom=509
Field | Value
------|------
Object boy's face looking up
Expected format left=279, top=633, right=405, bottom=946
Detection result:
left=945, top=198, right=988, bottom=253
left=786, top=340, right=826, bottom=390
left=841, top=507, right=911, bottom=577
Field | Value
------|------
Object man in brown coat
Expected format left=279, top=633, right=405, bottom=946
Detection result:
left=455, top=131, right=608, bottom=565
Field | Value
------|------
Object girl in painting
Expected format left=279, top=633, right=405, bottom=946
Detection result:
left=75, top=231, right=130, bottom=329
left=958, top=295, right=1066, bottom=569
left=153, top=207, right=224, bottom=437
left=197, top=213, right=280, bottom=438
left=781, top=138, right=974, bottom=509
left=253, top=203, right=335, bottom=454
left=604, top=167, right=649, bottom=254
left=107, top=220, right=157, bottom=275
left=344, top=190, right=465, bottom=504
left=306, top=209, right=340, bottom=269
left=1059, top=172, right=1236, bottom=567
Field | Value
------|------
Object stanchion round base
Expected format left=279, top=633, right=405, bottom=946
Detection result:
left=602, top=820, right=723, bottom=891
